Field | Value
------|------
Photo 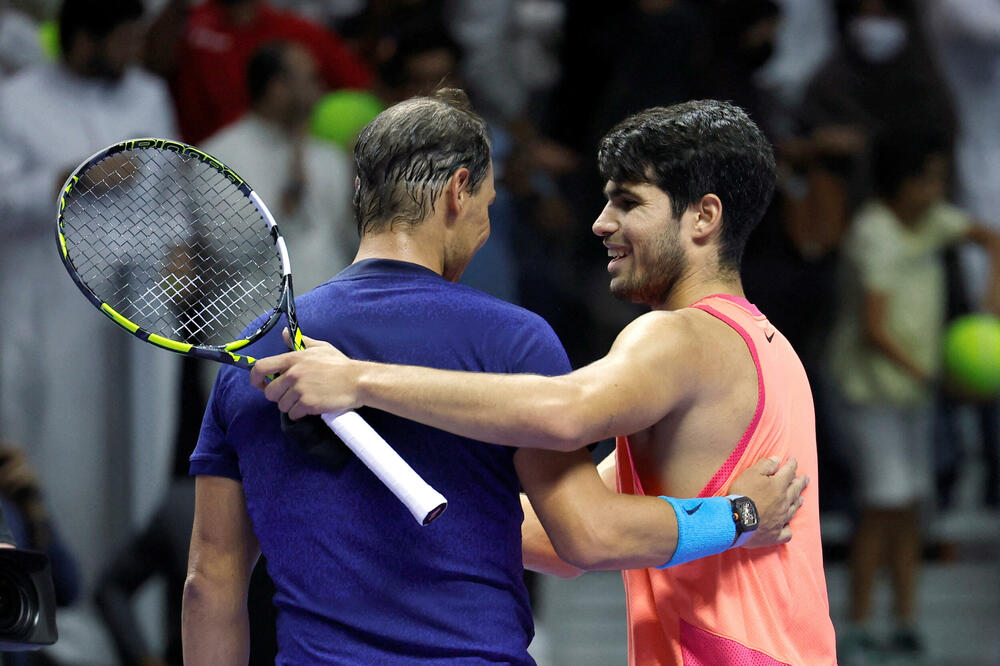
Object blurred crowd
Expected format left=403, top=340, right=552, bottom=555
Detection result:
left=1, top=0, right=999, bottom=663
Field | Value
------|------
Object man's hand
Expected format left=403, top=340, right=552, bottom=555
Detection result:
left=249, top=331, right=362, bottom=420
left=729, top=457, right=808, bottom=549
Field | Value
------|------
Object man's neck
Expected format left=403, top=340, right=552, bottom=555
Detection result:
left=353, top=232, right=446, bottom=278
left=658, top=269, right=745, bottom=312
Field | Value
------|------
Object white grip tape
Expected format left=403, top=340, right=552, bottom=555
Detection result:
left=321, top=410, right=448, bottom=525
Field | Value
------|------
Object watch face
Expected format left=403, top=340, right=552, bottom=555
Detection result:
left=734, top=497, right=759, bottom=530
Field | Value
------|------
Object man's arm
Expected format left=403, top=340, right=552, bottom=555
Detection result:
left=520, top=490, right=584, bottom=578
left=252, top=310, right=705, bottom=452
left=182, top=475, right=260, bottom=666
left=517, top=447, right=805, bottom=572
left=516, top=447, right=679, bottom=570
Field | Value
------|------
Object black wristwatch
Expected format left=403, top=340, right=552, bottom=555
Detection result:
left=727, top=495, right=759, bottom=546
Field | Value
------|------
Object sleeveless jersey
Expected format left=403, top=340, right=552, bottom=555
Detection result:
left=616, top=294, right=837, bottom=665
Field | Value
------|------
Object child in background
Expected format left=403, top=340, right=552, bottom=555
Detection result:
left=827, top=129, right=1000, bottom=659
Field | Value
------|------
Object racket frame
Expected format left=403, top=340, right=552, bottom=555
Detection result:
left=56, top=138, right=292, bottom=370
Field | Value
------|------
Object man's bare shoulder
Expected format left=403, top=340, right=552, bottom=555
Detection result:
left=605, top=310, right=719, bottom=389
left=612, top=307, right=753, bottom=398
left=613, top=309, right=715, bottom=356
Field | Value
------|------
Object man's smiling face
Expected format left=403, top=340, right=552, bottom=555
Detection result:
left=592, top=180, right=688, bottom=306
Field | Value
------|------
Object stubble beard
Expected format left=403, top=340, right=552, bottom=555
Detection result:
left=609, top=229, right=686, bottom=306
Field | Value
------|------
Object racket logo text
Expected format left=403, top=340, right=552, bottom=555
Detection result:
left=120, top=138, right=246, bottom=188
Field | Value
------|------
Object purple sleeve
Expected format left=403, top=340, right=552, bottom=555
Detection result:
left=189, top=377, right=242, bottom=480
left=510, top=317, right=573, bottom=377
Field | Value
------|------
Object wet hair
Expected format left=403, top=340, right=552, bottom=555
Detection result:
left=58, top=0, right=143, bottom=55
left=871, top=128, right=950, bottom=199
left=597, top=100, right=776, bottom=271
left=353, top=87, right=491, bottom=235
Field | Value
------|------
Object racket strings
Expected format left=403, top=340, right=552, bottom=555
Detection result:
left=60, top=148, right=283, bottom=346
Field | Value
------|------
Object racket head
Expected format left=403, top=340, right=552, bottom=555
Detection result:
left=56, top=138, right=295, bottom=367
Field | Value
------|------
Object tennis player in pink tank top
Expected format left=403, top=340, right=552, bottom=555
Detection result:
left=253, top=99, right=836, bottom=664
left=616, top=294, right=834, bottom=664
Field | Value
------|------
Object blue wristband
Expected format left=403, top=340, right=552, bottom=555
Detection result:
left=656, top=496, right=737, bottom=568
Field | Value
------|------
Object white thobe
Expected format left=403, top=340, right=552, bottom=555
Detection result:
left=0, top=63, right=180, bottom=583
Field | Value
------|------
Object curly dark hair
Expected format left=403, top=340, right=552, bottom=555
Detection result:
left=597, top=100, right=776, bottom=272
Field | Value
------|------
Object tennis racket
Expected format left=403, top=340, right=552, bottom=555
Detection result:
left=55, top=137, right=447, bottom=525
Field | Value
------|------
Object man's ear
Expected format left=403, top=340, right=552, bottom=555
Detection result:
left=692, top=193, right=723, bottom=240
left=444, top=168, right=471, bottom=217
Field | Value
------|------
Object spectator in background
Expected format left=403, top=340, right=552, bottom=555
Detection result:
left=705, top=0, right=782, bottom=140
left=0, top=0, right=179, bottom=587
left=826, top=129, right=1000, bottom=660
left=146, top=0, right=374, bottom=145
left=447, top=0, right=565, bottom=130
left=925, top=0, right=1000, bottom=508
left=585, top=0, right=712, bottom=154
left=375, top=20, right=461, bottom=106
left=347, top=0, right=447, bottom=71
left=793, top=0, right=956, bottom=259
left=548, top=0, right=712, bottom=180
left=755, top=0, right=836, bottom=125
left=203, top=41, right=356, bottom=293
left=756, top=0, right=959, bottom=514
left=0, top=0, right=45, bottom=80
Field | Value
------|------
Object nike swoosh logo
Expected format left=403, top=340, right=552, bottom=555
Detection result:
left=685, top=502, right=703, bottom=515
left=765, top=330, right=775, bottom=343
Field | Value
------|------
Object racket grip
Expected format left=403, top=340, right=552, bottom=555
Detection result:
left=321, top=411, right=448, bottom=525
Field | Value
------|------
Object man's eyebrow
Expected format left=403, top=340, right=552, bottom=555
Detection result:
left=604, top=184, right=638, bottom=200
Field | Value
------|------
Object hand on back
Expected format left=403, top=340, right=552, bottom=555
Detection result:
left=729, top=457, right=808, bottom=548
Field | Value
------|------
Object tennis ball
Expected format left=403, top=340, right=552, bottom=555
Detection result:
left=944, top=314, right=1000, bottom=397
left=38, top=20, right=60, bottom=61
left=310, top=90, right=384, bottom=152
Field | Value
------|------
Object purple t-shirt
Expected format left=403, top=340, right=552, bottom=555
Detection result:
left=192, top=259, right=571, bottom=664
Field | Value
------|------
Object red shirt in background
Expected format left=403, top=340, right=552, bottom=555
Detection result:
left=170, top=2, right=374, bottom=144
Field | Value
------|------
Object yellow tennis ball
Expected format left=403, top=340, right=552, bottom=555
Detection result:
left=310, top=90, right=383, bottom=152
left=944, top=314, right=1000, bottom=397
left=38, top=20, right=60, bottom=61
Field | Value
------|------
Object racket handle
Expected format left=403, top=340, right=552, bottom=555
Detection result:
left=321, top=411, right=448, bottom=525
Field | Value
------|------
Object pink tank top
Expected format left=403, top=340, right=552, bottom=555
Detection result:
left=616, top=294, right=837, bottom=665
